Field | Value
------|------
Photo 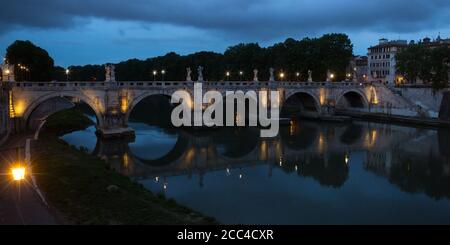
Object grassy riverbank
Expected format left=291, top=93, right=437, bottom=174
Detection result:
left=32, top=109, right=216, bottom=225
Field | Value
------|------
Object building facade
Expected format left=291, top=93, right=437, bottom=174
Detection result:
left=368, top=38, right=408, bottom=86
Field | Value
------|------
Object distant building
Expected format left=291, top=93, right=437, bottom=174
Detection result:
left=368, top=35, right=450, bottom=86
left=368, top=38, right=408, bottom=86
left=422, top=35, right=450, bottom=49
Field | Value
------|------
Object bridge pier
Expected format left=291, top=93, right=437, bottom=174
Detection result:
left=96, top=112, right=135, bottom=139
left=96, top=127, right=135, bottom=139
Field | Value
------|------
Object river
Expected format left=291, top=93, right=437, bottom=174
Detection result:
left=59, top=104, right=450, bottom=224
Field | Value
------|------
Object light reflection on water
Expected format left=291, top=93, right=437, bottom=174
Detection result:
left=61, top=120, right=450, bottom=224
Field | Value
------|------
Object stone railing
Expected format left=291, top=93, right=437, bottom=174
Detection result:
left=5, top=80, right=378, bottom=90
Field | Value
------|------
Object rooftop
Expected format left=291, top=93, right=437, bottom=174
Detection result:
left=369, top=39, right=408, bottom=49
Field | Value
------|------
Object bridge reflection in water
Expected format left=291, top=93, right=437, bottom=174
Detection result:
left=61, top=121, right=450, bottom=224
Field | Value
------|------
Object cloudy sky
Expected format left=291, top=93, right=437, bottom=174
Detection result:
left=1, top=0, right=449, bottom=66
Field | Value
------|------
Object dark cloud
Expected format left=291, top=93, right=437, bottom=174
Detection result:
left=1, top=0, right=450, bottom=39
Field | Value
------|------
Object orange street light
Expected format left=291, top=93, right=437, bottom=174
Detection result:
left=11, top=166, right=26, bottom=181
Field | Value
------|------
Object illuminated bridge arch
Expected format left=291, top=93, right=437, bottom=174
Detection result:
left=124, top=90, right=187, bottom=123
left=281, top=91, right=321, bottom=117
left=23, top=91, right=105, bottom=129
left=336, top=90, right=368, bottom=109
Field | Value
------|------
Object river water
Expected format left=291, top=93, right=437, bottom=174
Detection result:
left=60, top=112, right=450, bottom=224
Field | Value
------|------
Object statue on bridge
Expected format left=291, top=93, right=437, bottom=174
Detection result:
left=353, top=69, right=358, bottom=83
left=186, top=67, right=192, bottom=81
left=105, top=64, right=116, bottom=82
left=253, top=69, right=258, bottom=82
left=269, top=68, right=275, bottom=81
left=308, top=70, right=313, bottom=82
left=197, top=66, right=204, bottom=82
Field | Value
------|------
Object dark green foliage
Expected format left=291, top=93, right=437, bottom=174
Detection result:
left=62, top=34, right=354, bottom=82
left=397, top=44, right=450, bottom=89
left=4, top=34, right=354, bottom=82
left=5, top=40, right=54, bottom=81
left=66, top=64, right=105, bottom=81
left=43, top=108, right=94, bottom=135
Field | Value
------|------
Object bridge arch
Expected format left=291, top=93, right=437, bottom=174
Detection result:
left=281, top=91, right=321, bottom=117
left=22, top=91, right=105, bottom=128
left=127, top=131, right=190, bottom=166
left=124, top=90, right=185, bottom=124
left=336, top=90, right=368, bottom=109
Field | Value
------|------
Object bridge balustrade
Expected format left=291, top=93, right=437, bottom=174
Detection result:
left=4, top=81, right=374, bottom=90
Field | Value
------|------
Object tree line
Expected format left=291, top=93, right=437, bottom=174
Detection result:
left=3, top=34, right=353, bottom=82
left=396, top=44, right=450, bottom=89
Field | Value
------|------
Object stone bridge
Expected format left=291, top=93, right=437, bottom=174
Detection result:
left=0, top=66, right=429, bottom=138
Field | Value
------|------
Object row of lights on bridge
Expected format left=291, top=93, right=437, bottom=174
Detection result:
left=25, top=67, right=358, bottom=82
left=146, top=70, right=348, bottom=81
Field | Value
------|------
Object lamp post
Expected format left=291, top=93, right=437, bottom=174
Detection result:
left=346, top=73, right=351, bottom=81
left=65, top=69, right=70, bottom=82
left=153, top=70, right=157, bottom=81
left=329, top=73, right=335, bottom=81
left=226, top=71, right=230, bottom=81
left=296, top=72, right=300, bottom=81
left=239, top=71, right=243, bottom=81
left=161, top=69, right=165, bottom=81
left=279, top=72, right=285, bottom=81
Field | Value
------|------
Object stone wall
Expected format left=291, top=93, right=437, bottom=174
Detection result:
left=0, top=87, right=10, bottom=145
left=397, top=87, right=448, bottom=118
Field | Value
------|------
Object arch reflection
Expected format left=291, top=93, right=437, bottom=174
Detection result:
left=63, top=119, right=450, bottom=200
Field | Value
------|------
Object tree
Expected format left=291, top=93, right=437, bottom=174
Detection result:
left=69, top=34, right=354, bottom=82
left=224, top=43, right=264, bottom=80
left=396, top=44, right=430, bottom=83
left=4, top=33, right=353, bottom=82
left=318, top=34, right=353, bottom=81
left=397, top=44, right=450, bottom=89
left=430, top=46, right=450, bottom=90
left=5, top=40, right=54, bottom=81
left=67, top=65, right=105, bottom=81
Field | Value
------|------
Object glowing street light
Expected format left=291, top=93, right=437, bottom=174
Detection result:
left=161, top=69, right=166, bottom=81
left=279, top=72, right=285, bottom=80
left=346, top=73, right=352, bottom=81
left=296, top=72, right=300, bottom=81
left=65, top=69, right=70, bottom=81
left=153, top=70, right=157, bottom=81
left=5, top=69, right=10, bottom=75
left=329, top=73, right=335, bottom=81
left=239, top=71, right=243, bottom=81
left=11, top=166, right=26, bottom=181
